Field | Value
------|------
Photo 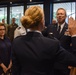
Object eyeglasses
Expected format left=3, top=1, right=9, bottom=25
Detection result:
left=0, top=29, right=5, bottom=31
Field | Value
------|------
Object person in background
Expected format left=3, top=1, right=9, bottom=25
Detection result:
left=0, top=23, right=12, bottom=75
left=14, top=25, right=26, bottom=38
left=67, top=17, right=76, bottom=75
left=2, top=19, right=8, bottom=35
left=12, top=6, right=76, bottom=75
left=7, top=18, right=18, bottom=42
left=42, top=19, right=56, bottom=38
left=51, top=19, right=57, bottom=25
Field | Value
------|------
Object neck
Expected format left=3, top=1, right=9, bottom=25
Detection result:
left=58, top=20, right=65, bottom=25
left=29, top=24, right=43, bottom=32
left=59, top=22, right=65, bottom=25
left=29, top=28, right=41, bottom=32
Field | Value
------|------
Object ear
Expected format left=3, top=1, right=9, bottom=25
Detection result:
left=40, top=19, right=45, bottom=31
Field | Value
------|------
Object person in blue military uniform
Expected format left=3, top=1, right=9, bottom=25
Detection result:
left=42, top=8, right=74, bottom=75
left=12, top=6, right=76, bottom=75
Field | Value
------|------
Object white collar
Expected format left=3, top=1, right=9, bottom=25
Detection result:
left=27, top=29, right=42, bottom=34
left=58, top=22, right=65, bottom=32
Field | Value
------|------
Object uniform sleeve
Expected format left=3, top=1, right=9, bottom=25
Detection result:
left=55, top=42, right=76, bottom=67
left=14, top=28, right=20, bottom=38
left=71, top=37, right=76, bottom=56
left=0, top=57, right=3, bottom=64
left=11, top=41, right=21, bottom=75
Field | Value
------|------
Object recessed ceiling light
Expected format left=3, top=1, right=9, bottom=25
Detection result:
left=30, top=0, right=32, bottom=2
left=10, top=2, right=12, bottom=4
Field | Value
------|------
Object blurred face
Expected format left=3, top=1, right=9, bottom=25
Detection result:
left=12, top=18, right=15, bottom=24
left=52, top=20, right=56, bottom=24
left=2, top=19, right=5, bottom=24
left=0, top=26, right=6, bottom=37
left=56, top=9, right=66, bottom=24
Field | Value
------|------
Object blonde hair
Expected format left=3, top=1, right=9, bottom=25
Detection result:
left=21, top=6, right=44, bottom=29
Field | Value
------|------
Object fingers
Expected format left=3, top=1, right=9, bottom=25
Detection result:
left=68, top=17, right=74, bottom=28
left=68, top=17, right=76, bottom=35
left=3, top=67, right=8, bottom=73
left=68, top=17, right=74, bottom=24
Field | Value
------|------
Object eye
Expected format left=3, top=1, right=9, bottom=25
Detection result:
left=0, top=29, right=5, bottom=31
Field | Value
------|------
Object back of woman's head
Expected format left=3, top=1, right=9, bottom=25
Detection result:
left=21, top=6, right=44, bottom=29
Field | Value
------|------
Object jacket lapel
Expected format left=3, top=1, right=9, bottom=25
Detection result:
left=58, top=23, right=68, bottom=39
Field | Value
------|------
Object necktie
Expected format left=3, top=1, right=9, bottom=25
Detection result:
left=58, top=25, right=61, bottom=33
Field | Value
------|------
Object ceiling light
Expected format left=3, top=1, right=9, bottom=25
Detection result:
left=30, top=0, right=32, bottom=2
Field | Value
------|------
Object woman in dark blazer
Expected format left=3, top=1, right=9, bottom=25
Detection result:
left=0, top=23, right=12, bottom=75
left=12, top=6, right=76, bottom=75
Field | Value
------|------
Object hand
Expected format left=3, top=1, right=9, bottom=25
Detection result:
left=0, top=63, right=8, bottom=73
left=68, top=17, right=76, bottom=36
left=3, top=66, right=8, bottom=73
left=64, top=29, right=70, bottom=36
left=7, top=64, right=12, bottom=70
left=68, top=66, right=73, bottom=69
left=7, top=60, right=12, bottom=70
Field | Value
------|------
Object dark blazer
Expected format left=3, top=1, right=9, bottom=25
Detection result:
left=42, top=23, right=73, bottom=72
left=42, top=23, right=71, bottom=52
left=12, top=32, right=76, bottom=75
left=0, top=36, right=11, bottom=74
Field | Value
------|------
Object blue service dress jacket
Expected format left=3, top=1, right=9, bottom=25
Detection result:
left=42, top=23, right=74, bottom=71
left=42, top=23, right=71, bottom=50
left=12, top=32, right=76, bottom=75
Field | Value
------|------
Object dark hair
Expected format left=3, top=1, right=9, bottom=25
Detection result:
left=0, top=23, right=6, bottom=30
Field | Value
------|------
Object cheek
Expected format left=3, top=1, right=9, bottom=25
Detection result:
left=56, top=16, right=58, bottom=18
left=62, top=15, right=66, bottom=18
left=43, top=21, right=45, bottom=26
left=2, top=31, right=5, bottom=34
